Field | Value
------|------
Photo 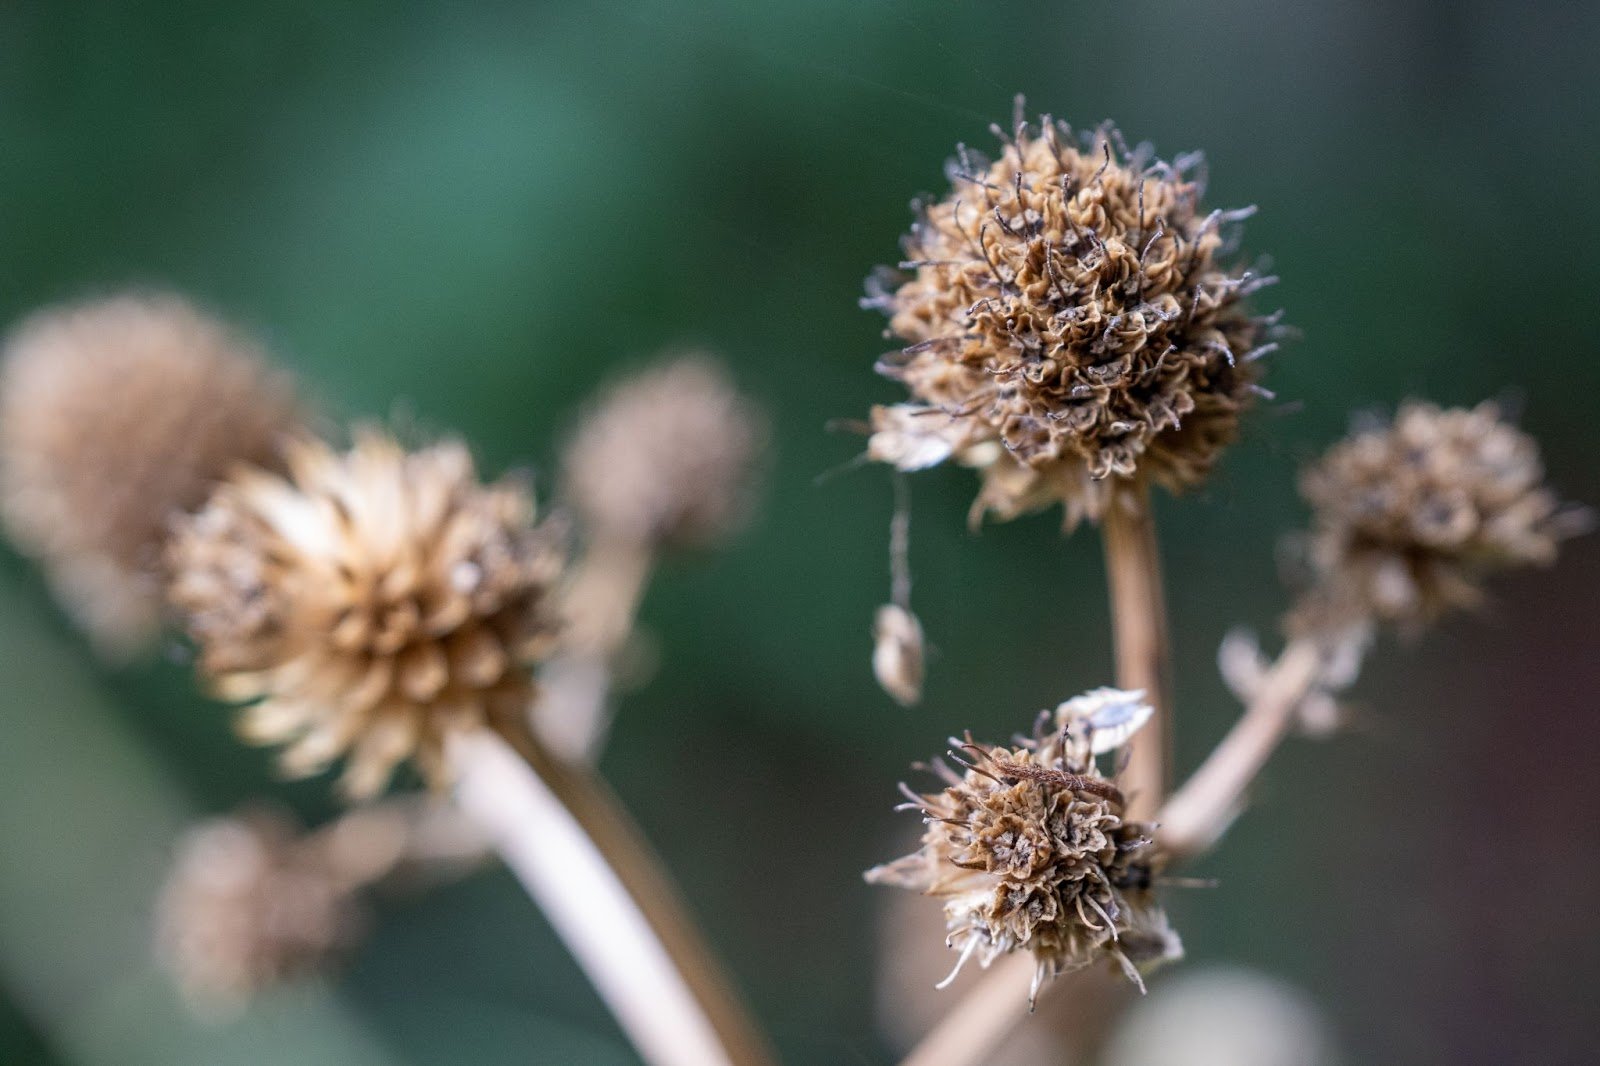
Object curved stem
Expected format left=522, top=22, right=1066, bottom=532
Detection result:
left=1157, top=637, right=1323, bottom=861
left=451, top=726, right=776, bottom=1066
left=1101, top=481, right=1173, bottom=820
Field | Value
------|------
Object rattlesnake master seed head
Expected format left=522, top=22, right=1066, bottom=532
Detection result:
left=866, top=692, right=1176, bottom=1004
left=167, top=431, right=565, bottom=799
left=1288, top=400, right=1590, bottom=638
left=155, top=810, right=361, bottom=1016
left=0, top=293, right=298, bottom=657
left=865, top=102, right=1277, bottom=529
left=562, top=355, right=766, bottom=552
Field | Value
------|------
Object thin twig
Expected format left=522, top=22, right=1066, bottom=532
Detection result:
left=1101, top=481, right=1173, bottom=820
left=451, top=726, right=776, bottom=1066
left=1156, top=637, right=1324, bottom=861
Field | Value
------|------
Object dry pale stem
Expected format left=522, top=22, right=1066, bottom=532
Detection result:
left=1156, top=637, right=1323, bottom=861
left=451, top=725, right=775, bottom=1066
left=1101, top=481, right=1173, bottom=820
left=538, top=536, right=655, bottom=762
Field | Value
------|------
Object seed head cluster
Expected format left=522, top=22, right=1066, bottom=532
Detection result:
left=0, top=293, right=297, bottom=656
left=167, top=432, right=564, bottom=798
left=1290, top=401, right=1588, bottom=636
left=155, top=811, right=362, bottom=1015
left=865, top=104, right=1276, bottom=528
left=562, top=356, right=765, bottom=553
left=866, top=695, right=1177, bottom=1002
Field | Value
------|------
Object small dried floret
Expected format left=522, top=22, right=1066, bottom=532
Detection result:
left=864, top=101, right=1276, bottom=528
left=1289, top=401, right=1589, bottom=636
left=155, top=810, right=362, bottom=1015
left=872, top=603, right=925, bottom=706
left=866, top=692, right=1176, bottom=1003
left=562, top=356, right=766, bottom=552
left=168, top=431, right=564, bottom=798
left=0, top=293, right=298, bottom=656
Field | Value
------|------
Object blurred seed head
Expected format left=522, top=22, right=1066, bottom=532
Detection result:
left=167, top=431, right=565, bottom=799
left=562, top=355, right=766, bottom=553
left=866, top=698, right=1175, bottom=1004
left=155, top=810, right=363, bottom=1017
left=1288, top=400, right=1589, bottom=638
left=872, top=603, right=925, bottom=706
left=865, top=103, right=1277, bottom=529
left=1103, top=966, right=1340, bottom=1066
left=0, top=293, right=298, bottom=657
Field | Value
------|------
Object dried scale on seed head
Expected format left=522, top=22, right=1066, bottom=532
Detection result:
left=0, top=293, right=298, bottom=656
left=866, top=688, right=1178, bottom=1004
left=562, top=355, right=766, bottom=553
left=864, top=99, right=1280, bottom=529
left=1287, top=400, right=1590, bottom=639
left=168, top=431, right=565, bottom=799
left=155, top=810, right=366, bottom=1016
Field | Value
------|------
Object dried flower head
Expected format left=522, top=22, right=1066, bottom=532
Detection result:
left=864, top=101, right=1277, bottom=528
left=872, top=602, right=925, bottom=706
left=1289, top=401, right=1589, bottom=636
left=167, top=431, right=564, bottom=798
left=562, top=356, right=766, bottom=552
left=866, top=690, right=1177, bottom=1003
left=155, top=810, right=363, bottom=1015
left=0, top=293, right=298, bottom=656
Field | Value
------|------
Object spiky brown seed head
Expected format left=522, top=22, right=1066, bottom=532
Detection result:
left=155, top=810, right=362, bottom=1015
left=167, top=432, right=565, bottom=799
left=864, top=105, right=1277, bottom=529
left=1289, top=401, right=1590, bottom=637
left=0, top=293, right=298, bottom=656
left=562, top=356, right=766, bottom=553
left=866, top=697, right=1177, bottom=1003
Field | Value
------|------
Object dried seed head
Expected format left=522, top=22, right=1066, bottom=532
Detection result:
left=0, top=293, right=298, bottom=656
left=866, top=695, right=1176, bottom=1002
left=873, top=602, right=925, bottom=706
left=865, top=104, right=1274, bottom=529
left=155, top=810, right=362, bottom=1016
left=562, top=356, right=766, bottom=552
left=1288, top=401, right=1589, bottom=637
left=167, top=431, right=565, bottom=798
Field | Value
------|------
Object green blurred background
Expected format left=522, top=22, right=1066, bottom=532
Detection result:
left=2, top=2, right=1597, bottom=1063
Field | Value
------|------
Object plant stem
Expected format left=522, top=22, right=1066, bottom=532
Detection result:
left=1157, top=637, right=1323, bottom=861
left=537, top=536, right=654, bottom=763
left=450, top=725, right=776, bottom=1066
left=1101, top=481, right=1173, bottom=820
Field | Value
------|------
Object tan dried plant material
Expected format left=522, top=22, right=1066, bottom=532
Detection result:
left=155, top=809, right=365, bottom=1016
left=0, top=293, right=298, bottom=656
left=864, top=99, right=1278, bottom=528
left=562, top=355, right=766, bottom=553
left=1289, top=400, right=1590, bottom=637
left=872, top=602, right=925, bottom=707
left=168, top=431, right=565, bottom=799
left=866, top=689, right=1179, bottom=1005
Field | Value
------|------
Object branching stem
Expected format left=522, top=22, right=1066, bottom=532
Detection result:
left=1156, top=637, right=1324, bottom=861
left=451, top=725, right=776, bottom=1066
